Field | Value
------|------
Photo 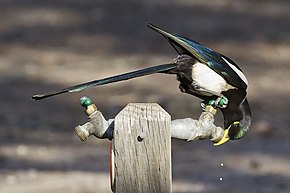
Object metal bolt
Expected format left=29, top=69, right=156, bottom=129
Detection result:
left=75, top=125, right=90, bottom=141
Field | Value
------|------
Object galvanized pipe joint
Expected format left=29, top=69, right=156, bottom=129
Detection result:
left=75, top=96, right=226, bottom=145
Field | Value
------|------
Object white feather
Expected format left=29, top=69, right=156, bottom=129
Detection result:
left=222, top=57, right=248, bottom=85
left=191, top=62, right=234, bottom=96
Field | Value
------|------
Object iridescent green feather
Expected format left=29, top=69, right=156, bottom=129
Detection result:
left=147, top=23, right=247, bottom=90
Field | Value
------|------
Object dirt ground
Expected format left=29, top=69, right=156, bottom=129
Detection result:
left=1, top=0, right=290, bottom=192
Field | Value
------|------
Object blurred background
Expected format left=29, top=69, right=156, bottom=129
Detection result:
left=1, top=0, right=290, bottom=192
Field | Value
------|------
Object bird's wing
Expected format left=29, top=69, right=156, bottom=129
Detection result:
left=147, top=23, right=248, bottom=90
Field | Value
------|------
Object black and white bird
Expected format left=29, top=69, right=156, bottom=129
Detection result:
left=32, top=23, right=251, bottom=140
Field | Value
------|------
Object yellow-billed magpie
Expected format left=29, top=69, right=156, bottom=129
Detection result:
left=32, top=23, right=251, bottom=140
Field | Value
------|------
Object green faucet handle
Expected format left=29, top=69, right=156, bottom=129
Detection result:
left=80, top=96, right=92, bottom=107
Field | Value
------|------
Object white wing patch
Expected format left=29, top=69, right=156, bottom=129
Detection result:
left=222, top=57, right=248, bottom=85
left=191, top=63, right=234, bottom=95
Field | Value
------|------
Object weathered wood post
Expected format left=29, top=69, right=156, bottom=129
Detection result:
left=112, top=103, right=172, bottom=193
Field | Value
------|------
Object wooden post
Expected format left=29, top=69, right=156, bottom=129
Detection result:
left=113, top=103, right=172, bottom=193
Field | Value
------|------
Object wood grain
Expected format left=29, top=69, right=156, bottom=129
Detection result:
left=114, top=103, right=172, bottom=193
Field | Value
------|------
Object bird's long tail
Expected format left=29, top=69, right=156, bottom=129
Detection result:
left=32, top=63, right=177, bottom=100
